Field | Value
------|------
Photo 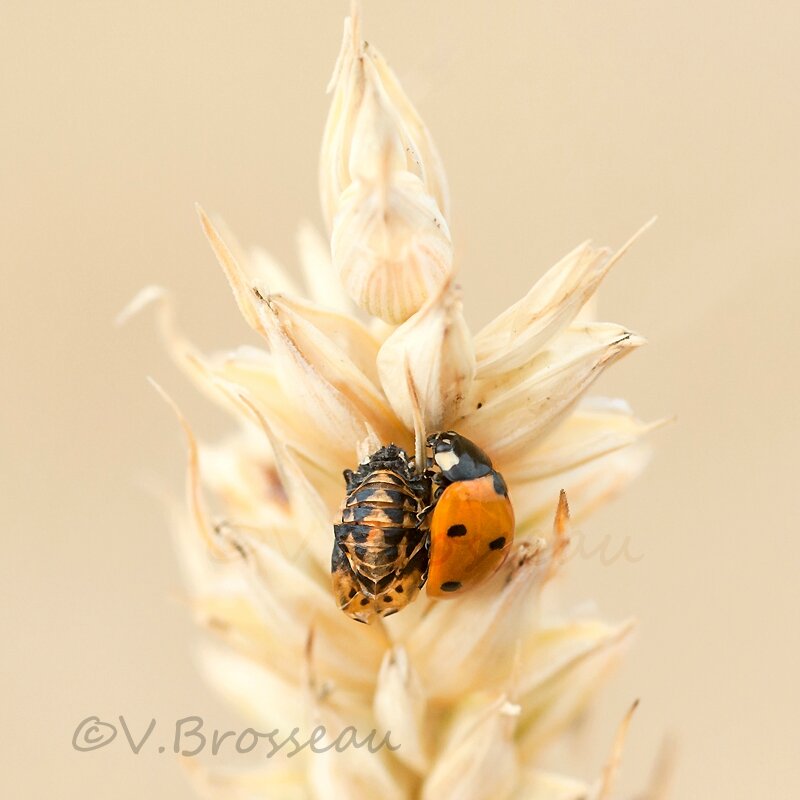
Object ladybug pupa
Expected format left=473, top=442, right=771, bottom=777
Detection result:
left=331, top=444, right=429, bottom=623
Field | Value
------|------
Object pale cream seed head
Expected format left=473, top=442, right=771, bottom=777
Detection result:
left=122, top=6, right=665, bottom=799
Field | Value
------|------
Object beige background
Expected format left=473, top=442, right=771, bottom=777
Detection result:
left=3, top=1, right=799, bottom=797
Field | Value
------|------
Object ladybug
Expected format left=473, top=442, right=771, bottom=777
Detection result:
left=424, top=431, right=514, bottom=598
left=332, top=444, right=429, bottom=623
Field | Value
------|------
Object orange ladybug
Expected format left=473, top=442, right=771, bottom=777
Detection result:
left=425, top=431, right=514, bottom=597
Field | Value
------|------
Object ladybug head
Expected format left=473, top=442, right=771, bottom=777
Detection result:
left=426, top=431, right=493, bottom=483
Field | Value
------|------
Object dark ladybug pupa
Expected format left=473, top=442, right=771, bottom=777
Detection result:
left=331, top=444, right=429, bottom=623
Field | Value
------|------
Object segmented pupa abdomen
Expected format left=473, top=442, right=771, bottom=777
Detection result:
left=332, top=445, right=428, bottom=623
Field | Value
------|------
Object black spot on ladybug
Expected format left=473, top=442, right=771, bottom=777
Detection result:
left=360, top=598, right=370, bottom=606
left=489, top=536, right=506, bottom=551
left=395, top=584, right=404, bottom=593
left=476, top=402, right=483, bottom=409
left=492, top=471, right=508, bottom=496
left=383, top=595, right=392, bottom=603
left=348, top=588, right=357, bottom=599
left=447, top=524, right=467, bottom=537
left=440, top=581, right=462, bottom=592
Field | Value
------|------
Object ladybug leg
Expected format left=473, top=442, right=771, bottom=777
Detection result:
left=417, top=478, right=447, bottom=521
left=422, top=464, right=439, bottom=481
left=399, top=531, right=430, bottom=589
left=409, top=472, right=431, bottom=499
left=417, top=538, right=430, bottom=589
left=404, top=530, right=429, bottom=565
left=416, top=497, right=437, bottom=522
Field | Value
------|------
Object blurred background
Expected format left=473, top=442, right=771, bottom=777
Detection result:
left=3, top=1, right=799, bottom=797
